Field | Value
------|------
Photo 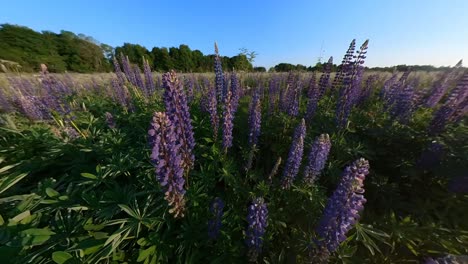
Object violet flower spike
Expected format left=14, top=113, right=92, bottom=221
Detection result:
left=281, top=119, right=306, bottom=189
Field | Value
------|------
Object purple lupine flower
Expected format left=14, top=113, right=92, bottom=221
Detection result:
left=133, top=65, right=146, bottom=92
left=384, top=69, right=412, bottom=111
left=428, top=105, right=456, bottom=135
left=208, top=197, right=225, bottom=239
left=162, top=71, right=195, bottom=169
left=318, top=56, right=333, bottom=97
left=120, top=54, right=137, bottom=86
left=111, top=77, right=132, bottom=110
left=336, top=40, right=369, bottom=128
left=248, top=90, right=262, bottom=146
left=305, top=74, right=321, bottom=121
left=303, top=134, right=331, bottom=185
left=184, top=75, right=194, bottom=103
left=268, top=75, right=280, bottom=115
left=332, top=39, right=356, bottom=91
left=222, top=89, right=235, bottom=150
left=425, top=255, right=468, bottom=264
left=113, top=56, right=126, bottom=84
left=16, top=96, right=48, bottom=120
left=425, top=60, right=462, bottom=108
left=307, top=71, right=317, bottom=99
left=104, top=112, right=116, bottom=129
left=64, top=125, right=79, bottom=140
left=287, top=79, right=302, bottom=117
left=143, top=58, right=155, bottom=96
left=390, top=83, right=415, bottom=123
left=417, top=142, right=444, bottom=170
left=206, top=83, right=219, bottom=139
left=231, top=73, right=241, bottom=111
left=280, top=72, right=295, bottom=112
left=380, top=72, right=398, bottom=100
left=452, top=97, right=468, bottom=123
left=315, top=158, right=369, bottom=258
left=214, top=43, right=224, bottom=104
left=246, top=197, right=268, bottom=262
left=357, top=74, right=378, bottom=105
left=281, top=119, right=306, bottom=189
left=148, top=112, right=186, bottom=218
left=428, top=72, right=468, bottom=135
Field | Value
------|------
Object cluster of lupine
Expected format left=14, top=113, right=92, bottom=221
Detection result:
left=314, top=158, right=370, bottom=261
left=425, top=60, right=462, bottom=108
left=248, top=89, right=262, bottom=147
left=332, top=39, right=356, bottom=91
left=245, top=197, right=269, bottom=262
left=303, top=134, right=332, bottom=185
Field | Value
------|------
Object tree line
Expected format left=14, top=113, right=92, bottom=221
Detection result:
left=0, top=24, right=253, bottom=73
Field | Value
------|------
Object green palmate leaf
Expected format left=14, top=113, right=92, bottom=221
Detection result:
left=118, top=204, right=140, bottom=219
left=52, top=251, right=73, bottom=264
left=0, top=173, right=28, bottom=194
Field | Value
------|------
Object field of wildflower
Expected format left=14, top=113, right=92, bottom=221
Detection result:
left=0, top=40, right=467, bottom=263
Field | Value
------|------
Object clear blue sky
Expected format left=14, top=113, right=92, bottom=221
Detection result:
left=2, top=0, right=468, bottom=68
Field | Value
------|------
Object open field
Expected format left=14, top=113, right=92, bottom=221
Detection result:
left=0, top=42, right=467, bottom=263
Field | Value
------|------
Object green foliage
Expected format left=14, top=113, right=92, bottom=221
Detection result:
left=0, top=72, right=466, bottom=263
left=0, top=24, right=111, bottom=73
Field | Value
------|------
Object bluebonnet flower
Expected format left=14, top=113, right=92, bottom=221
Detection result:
left=246, top=197, right=268, bottom=262
left=162, top=71, right=195, bottom=169
left=248, top=90, right=262, bottom=147
left=315, top=158, right=369, bottom=258
left=303, top=134, right=331, bottom=185
left=281, top=119, right=306, bottom=189
left=208, top=197, right=225, bottom=239
left=148, top=112, right=186, bottom=218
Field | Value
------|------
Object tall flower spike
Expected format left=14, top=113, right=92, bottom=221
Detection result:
left=318, top=56, right=333, bottom=97
left=148, top=112, right=186, bottom=218
left=246, top=197, right=268, bottom=262
left=332, top=39, right=356, bottom=91
left=303, top=134, right=331, bottom=185
left=143, top=58, right=155, bottom=96
left=281, top=119, right=306, bottom=189
left=315, top=158, right=369, bottom=259
left=248, top=89, right=262, bottom=147
left=222, top=89, right=235, bottom=150
left=214, top=42, right=224, bottom=104
left=162, top=71, right=195, bottom=169
left=208, top=197, right=225, bottom=239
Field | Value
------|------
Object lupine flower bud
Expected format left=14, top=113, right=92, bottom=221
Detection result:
left=281, top=119, right=306, bottom=189
left=303, top=134, right=331, bottom=185
left=315, top=158, right=369, bottom=258
left=208, top=197, right=225, bottom=239
left=148, top=112, right=186, bottom=218
left=246, top=197, right=268, bottom=262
